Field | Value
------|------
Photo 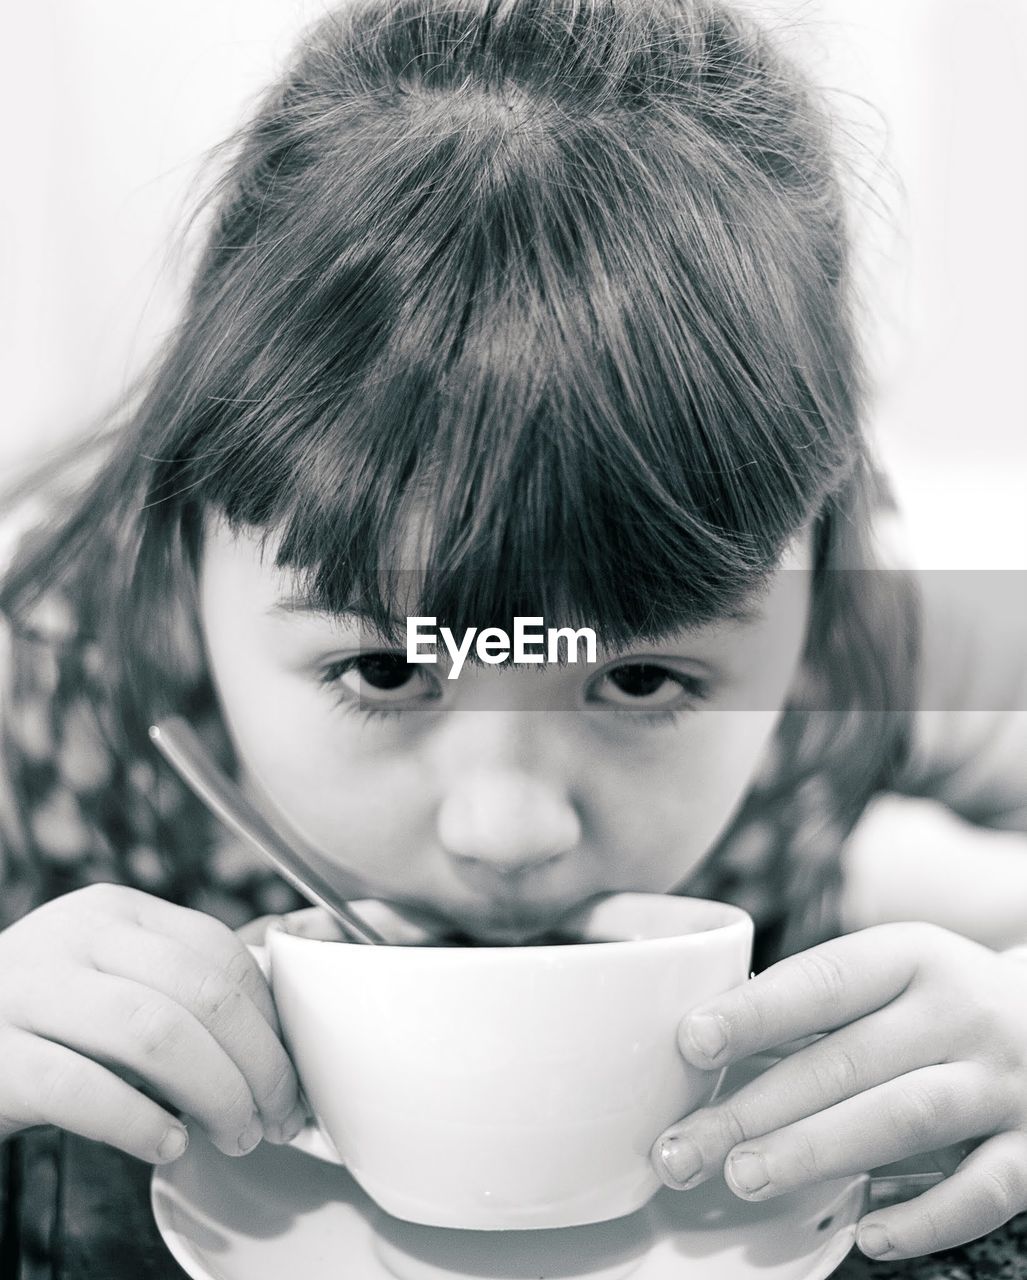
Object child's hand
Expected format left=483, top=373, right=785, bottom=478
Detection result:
left=652, top=923, right=1027, bottom=1261
left=0, top=884, right=307, bottom=1162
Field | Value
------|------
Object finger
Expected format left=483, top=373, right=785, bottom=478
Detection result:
left=17, top=968, right=265, bottom=1157
left=656, top=1060, right=1005, bottom=1195
left=657, top=1000, right=949, bottom=1187
left=89, top=920, right=302, bottom=1139
left=0, top=1026, right=189, bottom=1164
left=103, top=886, right=280, bottom=1030
left=346, top=900, right=446, bottom=945
left=235, top=911, right=344, bottom=945
left=278, top=908, right=348, bottom=940
left=235, top=915, right=286, bottom=946
left=721, top=1062, right=1008, bottom=1202
left=857, top=1131, right=1027, bottom=1261
left=677, top=925, right=932, bottom=1069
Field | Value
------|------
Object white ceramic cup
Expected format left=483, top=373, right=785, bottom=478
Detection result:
left=267, top=893, right=752, bottom=1231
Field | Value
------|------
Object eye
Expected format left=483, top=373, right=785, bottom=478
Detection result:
left=320, top=653, right=439, bottom=709
left=589, top=663, right=708, bottom=714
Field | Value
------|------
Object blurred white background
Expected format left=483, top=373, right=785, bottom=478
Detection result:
left=1, top=0, right=1024, bottom=567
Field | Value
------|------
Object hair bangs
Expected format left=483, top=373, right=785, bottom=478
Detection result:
left=184, top=270, right=811, bottom=653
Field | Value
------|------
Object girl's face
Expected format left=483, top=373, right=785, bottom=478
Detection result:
left=199, top=520, right=812, bottom=942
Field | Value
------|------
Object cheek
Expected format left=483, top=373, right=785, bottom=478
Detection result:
left=592, top=711, right=781, bottom=881
left=207, top=658, right=434, bottom=850
left=272, top=753, right=430, bottom=872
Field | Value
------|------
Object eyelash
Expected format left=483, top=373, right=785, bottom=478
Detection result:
left=610, top=673, right=709, bottom=728
left=318, top=658, right=709, bottom=725
left=337, top=701, right=409, bottom=724
left=318, top=660, right=422, bottom=723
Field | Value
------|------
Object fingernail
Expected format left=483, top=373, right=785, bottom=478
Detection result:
left=685, top=1012, right=728, bottom=1062
left=267, top=1102, right=307, bottom=1145
left=727, top=1150, right=770, bottom=1196
left=657, top=1134, right=705, bottom=1189
left=156, top=1125, right=188, bottom=1162
left=237, top=1117, right=264, bottom=1154
left=858, top=1223, right=891, bottom=1258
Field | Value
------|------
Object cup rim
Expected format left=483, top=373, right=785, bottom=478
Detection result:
left=267, top=892, right=753, bottom=955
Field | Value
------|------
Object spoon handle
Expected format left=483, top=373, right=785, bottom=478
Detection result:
left=148, top=718, right=384, bottom=945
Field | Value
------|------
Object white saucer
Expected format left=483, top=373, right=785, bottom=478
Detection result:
left=151, top=1128, right=866, bottom=1280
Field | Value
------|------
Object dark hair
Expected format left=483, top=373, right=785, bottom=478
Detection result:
left=1, top=0, right=915, bottom=929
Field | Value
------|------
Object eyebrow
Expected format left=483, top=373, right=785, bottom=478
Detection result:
left=623, top=586, right=770, bottom=640
left=268, top=592, right=408, bottom=643
left=717, top=599, right=767, bottom=628
left=269, top=591, right=353, bottom=618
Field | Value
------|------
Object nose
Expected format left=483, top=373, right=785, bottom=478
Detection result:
left=437, top=770, right=582, bottom=877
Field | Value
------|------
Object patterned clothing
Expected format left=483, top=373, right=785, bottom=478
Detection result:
left=0, top=594, right=305, bottom=933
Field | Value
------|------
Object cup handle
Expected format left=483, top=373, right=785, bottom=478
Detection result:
left=245, top=942, right=346, bottom=1167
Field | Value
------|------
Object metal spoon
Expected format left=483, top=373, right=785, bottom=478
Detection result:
left=148, top=717, right=385, bottom=945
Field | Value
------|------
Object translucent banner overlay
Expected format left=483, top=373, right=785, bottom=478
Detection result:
left=334, top=570, right=1027, bottom=713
